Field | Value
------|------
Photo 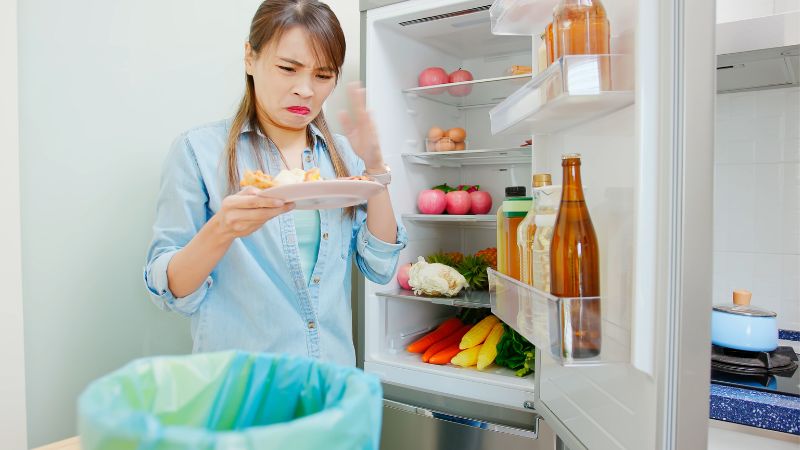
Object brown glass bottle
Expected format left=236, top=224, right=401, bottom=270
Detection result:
left=550, top=154, right=601, bottom=358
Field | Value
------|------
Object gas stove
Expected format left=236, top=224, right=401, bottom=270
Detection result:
left=710, top=345, right=799, bottom=397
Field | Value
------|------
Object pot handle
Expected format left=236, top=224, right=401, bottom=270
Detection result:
left=733, top=289, right=752, bottom=306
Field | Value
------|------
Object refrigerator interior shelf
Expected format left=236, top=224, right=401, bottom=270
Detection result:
left=402, top=214, right=496, bottom=228
left=488, top=269, right=630, bottom=366
left=490, top=54, right=635, bottom=135
left=401, top=147, right=531, bottom=167
left=376, top=288, right=491, bottom=309
left=490, top=0, right=558, bottom=37
left=402, top=74, right=532, bottom=108
left=364, top=356, right=535, bottom=410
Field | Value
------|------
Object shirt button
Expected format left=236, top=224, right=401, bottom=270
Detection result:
left=312, top=276, right=320, bottom=284
left=305, top=155, right=312, bottom=163
left=322, top=232, right=329, bottom=240
left=307, top=321, right=316, bottom=330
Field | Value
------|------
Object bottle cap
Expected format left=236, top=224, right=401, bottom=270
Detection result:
left=505, top=186, right=527, bottom=197
left=561, top=153, right=582, bottom=160
left=532, top=173, right=552, bottom=187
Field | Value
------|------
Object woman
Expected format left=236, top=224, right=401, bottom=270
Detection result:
left=144, top=0, right=406, bottom=367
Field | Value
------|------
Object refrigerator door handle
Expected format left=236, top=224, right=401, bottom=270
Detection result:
left=383, top=399, right=540, bottom=440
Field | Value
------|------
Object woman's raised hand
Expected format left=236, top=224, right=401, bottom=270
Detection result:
left=337, top=82, right=385, bottom=171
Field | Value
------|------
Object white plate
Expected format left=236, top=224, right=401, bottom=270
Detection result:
left=254, top=179, right=384, bottom=210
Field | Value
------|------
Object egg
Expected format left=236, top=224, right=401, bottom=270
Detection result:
left=446, top=127, right=466, bottom=143
left=454, top=141, right=466, bottom=151
left=435, top=138, right=455, bottom=152
left=427, top=126, right=445, bottom=141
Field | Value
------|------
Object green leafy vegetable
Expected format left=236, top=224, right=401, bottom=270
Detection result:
left=494, top=324, right=535, bottom=377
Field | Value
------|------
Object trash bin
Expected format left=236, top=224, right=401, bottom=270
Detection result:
left=78, top=351, right=383, bottom=450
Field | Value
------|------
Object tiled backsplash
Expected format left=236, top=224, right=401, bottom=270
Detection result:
left=714, top=87, right=800, bottom=331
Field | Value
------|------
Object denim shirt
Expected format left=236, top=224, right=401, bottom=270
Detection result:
left=143, top=119, right=407, bottom=366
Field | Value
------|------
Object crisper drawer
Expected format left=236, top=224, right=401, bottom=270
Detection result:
left=380, top=399, right=557, bottom=450
left=488, top=269, right=630, bottom=365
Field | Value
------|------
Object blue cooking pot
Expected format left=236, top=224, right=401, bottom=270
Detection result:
left=711, top=291, right=778, bottom=352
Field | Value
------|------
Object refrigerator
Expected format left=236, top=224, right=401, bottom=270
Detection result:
left=355, top=1, right=716, bottom=449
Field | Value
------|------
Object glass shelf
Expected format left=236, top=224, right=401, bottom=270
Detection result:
left=490, top=54, right=634, bottom=135
left=401, top=147, right=531, bottom=167
left=402, top=214, right=496, bottom=229
left=402, top=74, right=532, bottom=108
left=488, top=269, right=630, bottom=366
left=490, top=0, right=558, bottom=37
left=376, top=289, right=491, bottom=309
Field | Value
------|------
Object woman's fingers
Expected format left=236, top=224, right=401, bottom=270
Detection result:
left=237, top=202, right=295, bottom=223
left=227, top=194, right=286, bottom=209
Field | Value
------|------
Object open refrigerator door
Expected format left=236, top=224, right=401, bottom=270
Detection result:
left=359, top=0, right=714, bottom=449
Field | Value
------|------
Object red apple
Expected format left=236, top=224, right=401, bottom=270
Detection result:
left=417, top=189, right=447, bottom=214
left=396, top=263, right=412, bottom=290
left=445, top=190, right=472, bottom=215
left=418, top=67, right=449, bottom=94
left=469, top=191, right=493, bottom=214
left=447, top=69, right=474, bottom=97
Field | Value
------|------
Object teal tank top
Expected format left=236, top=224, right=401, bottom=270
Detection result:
left=292, top=210, right=321, bottom=283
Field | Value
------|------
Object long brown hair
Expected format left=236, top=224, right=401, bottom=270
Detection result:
left=225, top=0, right=349, bottom=194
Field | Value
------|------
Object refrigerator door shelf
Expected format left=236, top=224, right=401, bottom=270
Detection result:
left=489, top=0, right=558, bottom=37
left=490, top=54, right=634, bottom=135
left=402, top=213, right=496, bottom=229
left=402, top=74, right=532, bottom=109
left=402, top=147, right=531, bottom=168
left=365, top=355, right=535, bottom=410
left=377, top=288, right=491, bottom=309
left=488, top=269, right=631, bottom=366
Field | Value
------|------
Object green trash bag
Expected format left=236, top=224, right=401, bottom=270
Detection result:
left=78, top=351, right=383, bottom=450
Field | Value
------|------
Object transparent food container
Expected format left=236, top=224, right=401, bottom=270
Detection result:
left=488, top=269, right=630, bottom=365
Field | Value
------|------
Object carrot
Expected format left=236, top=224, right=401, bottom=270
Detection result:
left=428, top=344, right=463, bottom=365
left=406, top=317, right=462, bottom=353
left=422, top=324, right=472, bottom=363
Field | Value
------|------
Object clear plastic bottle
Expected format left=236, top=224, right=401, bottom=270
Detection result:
left=518, top=174, right=552, bottom=286
left=531, top=184, right=562, bottom=292
left=497, top=186, right=528, bottom=275
left=501, top=187, right=530, bottom=279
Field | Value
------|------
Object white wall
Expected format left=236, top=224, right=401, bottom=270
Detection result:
left=18, top=1, right=263, bottom=446
left=0, top=1, right=29, bottom=449
left=713, top=87, right=800, bottom=331
left=717, top=0, right=800, bottom=23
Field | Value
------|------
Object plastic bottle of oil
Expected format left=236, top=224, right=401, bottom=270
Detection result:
left=497, top=186, right=527, bottom=276
left=518, top=174, right=552, bottom=285
left=503, top=187, right=531, bottom=280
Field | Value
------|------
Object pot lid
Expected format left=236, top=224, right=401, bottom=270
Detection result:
left=713, top=304, right=777, bottom=317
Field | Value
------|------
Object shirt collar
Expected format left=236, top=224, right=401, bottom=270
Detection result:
left=238, top=119, right=326, bottom=146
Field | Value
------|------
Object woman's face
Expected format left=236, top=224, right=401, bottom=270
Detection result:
left=245, top=26, right=337, bottom=132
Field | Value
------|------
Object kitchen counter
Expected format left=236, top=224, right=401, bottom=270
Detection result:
left=710, top=383, right=800, bottom=435
left=710, top=332, right=800, bottom=436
